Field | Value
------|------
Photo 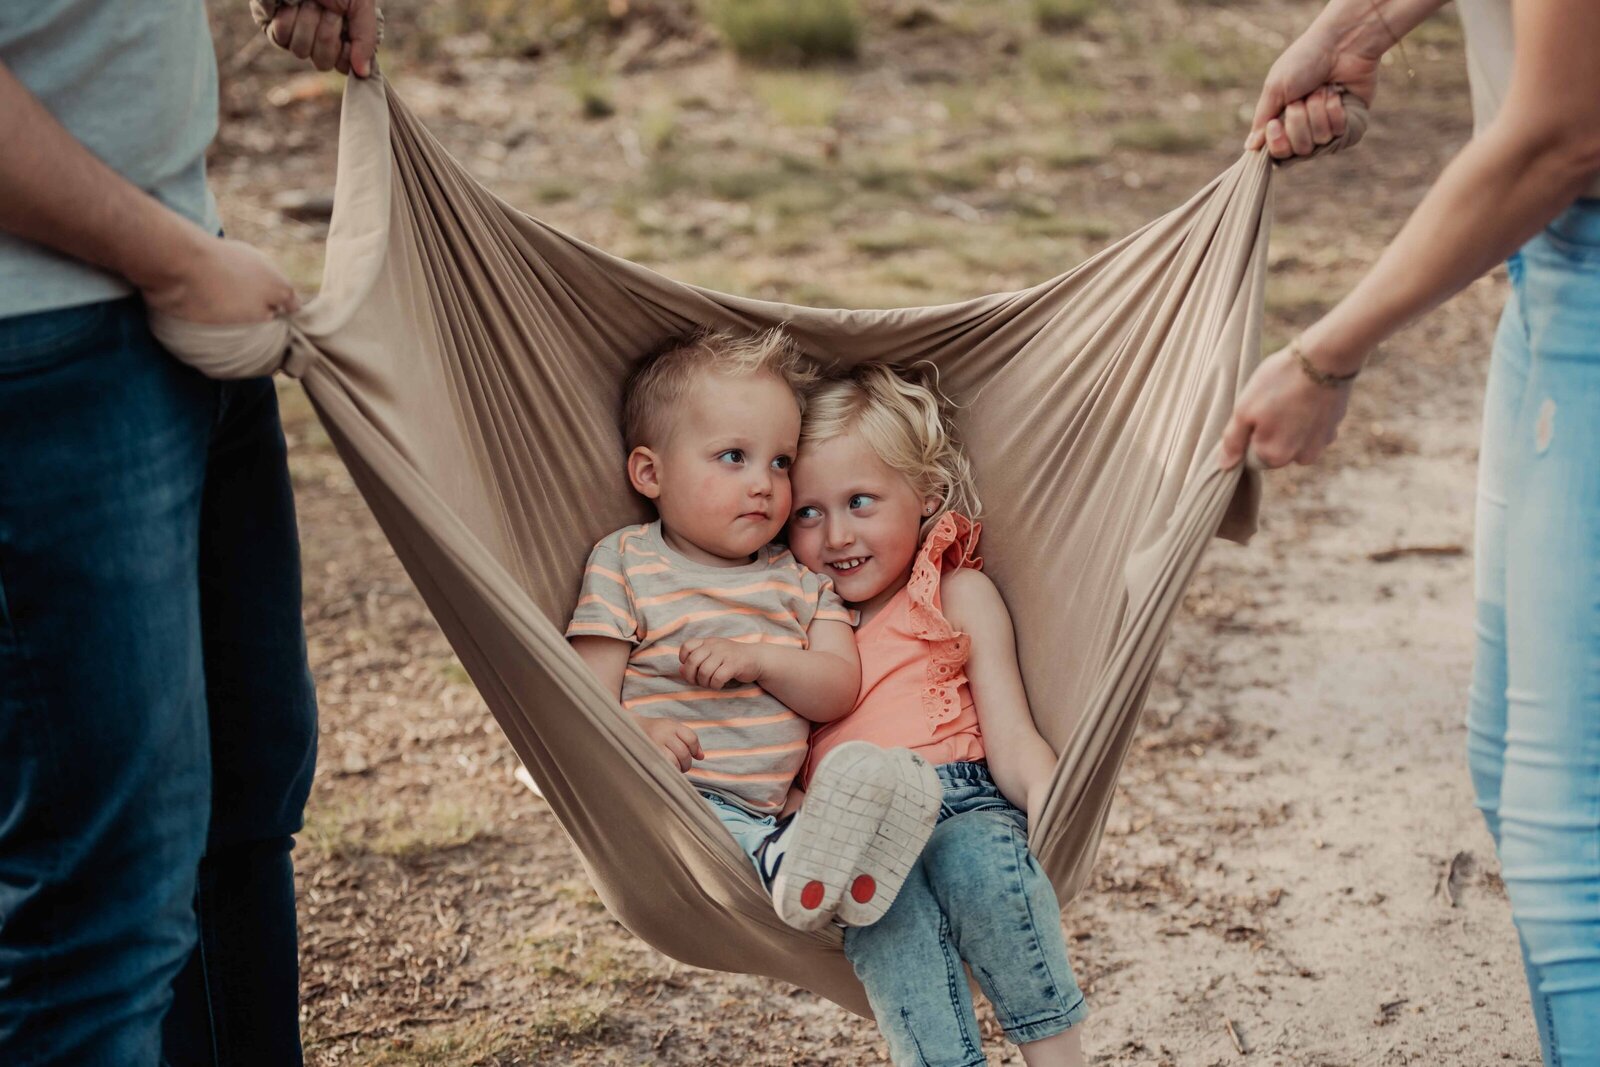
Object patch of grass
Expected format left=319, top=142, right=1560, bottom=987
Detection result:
left=702, top=0, right=862, bottom=65
left=1112, top=119, right=1213, bottom=155
left=875, top=265, right=937, bottom=291
left=304, top=796, right=491, bottom=861
left=638, top=101, right=680, bottom=156
left=952, top=234, right=1061, bottom=276
left=437, top=659, right=473, bottom=685
left=929, top=160, right=990, bottom=193
left=1033, top=0, right=1100, bottom=32
left=850, top=220, right=951, bottom=256
left=1018, top=214, right=1116, bottom=242
left=641, top=152, right=833, bottom=211
left=751, top=71, right=847, bottom=127
left=1042, top=140, right=1104, bottom=170
left=519, top=934, right=653, bottom=987
left=566, top=62, right=615, bottom=119
left=1163, top=36, right=1274, bottom=92
left=354, top=1021, right=526, bottom=1065
left=998, top=192, right=1059, bottom=220
left=1024, top=40, right=1079, bottom=85
left=528, top=997, right=612, bottom=1042
left=936, top=85, right=981, bottom=124
left=352, top=1002, right=610, bottom=1064
left=777, top=280, right=848, bottom=307
left=756, top=175, right=845, bottom=220
left=1266, top=274, right=1336, bottom=319
left=704, top=155, right=822, bottom=201
left=846, top=158, right=922, bottom=196
left=532, top=180, right=580, bottom=205
left=412, top=0, right=612, bottom=60
left=551, top=879, right=611, bottom=913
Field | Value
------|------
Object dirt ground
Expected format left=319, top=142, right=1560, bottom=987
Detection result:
left=201, top=0, right=1542, bottom=1062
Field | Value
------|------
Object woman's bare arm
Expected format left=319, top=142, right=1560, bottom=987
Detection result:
left=1223, top=0, right=1600, bottom=469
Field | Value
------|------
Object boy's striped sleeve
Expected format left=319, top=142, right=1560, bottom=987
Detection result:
left=565, top=536, right=639, bottom=643
left=799, top=564, right=855, bottom=628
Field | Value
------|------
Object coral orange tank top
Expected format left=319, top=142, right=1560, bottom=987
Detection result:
left=802, top=513, right=987, bottom=786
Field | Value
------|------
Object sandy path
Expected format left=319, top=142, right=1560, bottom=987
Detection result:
left=1070, top=276, right=1542, bottom=1065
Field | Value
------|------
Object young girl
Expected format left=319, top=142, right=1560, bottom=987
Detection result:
left=788, top=363, right=1089, bottom=1067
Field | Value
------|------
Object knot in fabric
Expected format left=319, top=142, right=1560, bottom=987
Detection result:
left=147, top=311, right=314, bottom=380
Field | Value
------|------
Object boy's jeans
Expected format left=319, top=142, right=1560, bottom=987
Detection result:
left=1467, top=198, right=1600, bottom=1066
left=700, top=790, right=783, bottom=865
left=843, top=761, right=1087, bottom=1067
left=0, top=295, right=318, bottom=1066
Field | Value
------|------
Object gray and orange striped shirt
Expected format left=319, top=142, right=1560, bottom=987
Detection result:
left=566, top=521, right=853, bottom=814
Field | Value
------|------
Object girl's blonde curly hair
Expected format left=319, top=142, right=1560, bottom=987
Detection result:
left=800, top=361, right=981, bottom=540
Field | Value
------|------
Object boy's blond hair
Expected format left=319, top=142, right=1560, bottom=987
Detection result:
left=623, top=326, right=820, bottom=450
left=800, top=362, right=982, bottom=537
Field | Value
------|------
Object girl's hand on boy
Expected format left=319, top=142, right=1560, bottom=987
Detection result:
left=679, top=638, right=764, bottom=691
left=639, top=717, right=703, bottom=772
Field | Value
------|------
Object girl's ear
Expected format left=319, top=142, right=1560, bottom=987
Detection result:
left=922, top=494, right=941, bottom=516
left=628, top=446, right=663, bottom=500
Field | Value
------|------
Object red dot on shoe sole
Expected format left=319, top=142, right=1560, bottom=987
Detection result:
left=851, top=875, right=876, bottom=903
left=801, top=881, right=825, bottom=910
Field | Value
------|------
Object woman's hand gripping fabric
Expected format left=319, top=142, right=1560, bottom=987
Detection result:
left=1219, top=344, right=1353, bottom=471
left=262, top=0, right=383, bottom=78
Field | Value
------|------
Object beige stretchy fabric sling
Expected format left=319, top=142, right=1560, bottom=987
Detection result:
left=151, top=73, right=1360, bottom=1017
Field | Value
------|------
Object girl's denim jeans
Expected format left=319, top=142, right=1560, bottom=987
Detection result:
left=1467, top=198, right=1600, bottom=1065
left=0, top=295, right=318, bottom=1066
left=843, top=761, right=1088, bottom=1067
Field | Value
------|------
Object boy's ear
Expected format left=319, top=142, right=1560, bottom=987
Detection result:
left=627, top=446, right=663, bottom=500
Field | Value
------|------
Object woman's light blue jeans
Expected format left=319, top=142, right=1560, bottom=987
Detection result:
left=1467, top=198, right=1600, bottom=1066
left=842, top=762, right=1088, bottom=1067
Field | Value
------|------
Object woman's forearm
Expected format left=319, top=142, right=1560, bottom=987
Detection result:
left=1301, top=0, right=1600, bottom=374
left=1304, top=122, right=1600, bottom=374
left=1310, top=0, right=1447, bottom=58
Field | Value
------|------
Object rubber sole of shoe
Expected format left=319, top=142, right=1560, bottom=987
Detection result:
left=834, top=748, right=942, bottom=927
left=771, top=741, right=897, bottom=931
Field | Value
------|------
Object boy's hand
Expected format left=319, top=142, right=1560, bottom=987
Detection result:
left=679, top=638, right=764, bottom=691
left=639, top=717, right=703, bottom=772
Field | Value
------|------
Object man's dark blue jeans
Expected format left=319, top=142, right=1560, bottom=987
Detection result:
left=0, top=294, right=318, bottom=1066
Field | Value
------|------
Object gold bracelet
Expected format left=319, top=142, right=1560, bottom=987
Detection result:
left=1290, top=337, right=1360, bottom=388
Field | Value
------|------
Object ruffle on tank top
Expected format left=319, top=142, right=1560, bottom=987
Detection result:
left=904, top=512, right=983, bottom=731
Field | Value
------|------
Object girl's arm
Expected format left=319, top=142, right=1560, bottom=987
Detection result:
left=678, top=620, right=861, bottom=723
left=941, top=569, right=1058, bottom=816
left=1222, top=0, right=1600, bottom=470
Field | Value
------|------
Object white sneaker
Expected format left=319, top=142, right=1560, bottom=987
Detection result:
left=835, top=748, right=942, bottom=928
left=760, top=742, right=940, bottom=931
